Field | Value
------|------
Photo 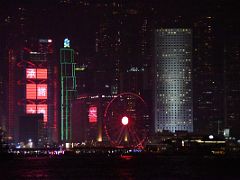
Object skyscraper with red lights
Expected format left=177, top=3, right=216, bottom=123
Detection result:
left=7, top=39, right=58, bottom=144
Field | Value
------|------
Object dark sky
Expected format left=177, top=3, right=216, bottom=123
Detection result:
left=0, top=0, right=239, bottom=54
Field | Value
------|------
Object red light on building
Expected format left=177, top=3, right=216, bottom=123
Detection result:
left=26, top=104, right=47, bottom=122
left=26, top=104, right=37, bottom=114
left=26, top=68, right=47, bottom=79
left=37, top=68, right=47, bottom=79
left=89, top=106, right=97, bottom=123
left=26, top=68, right=36, bottom=79
left=37, top=84, right=47, bottom=99
left=26, top=84, right=37, bottom=99
left=37, top=104, right=48, bottom=122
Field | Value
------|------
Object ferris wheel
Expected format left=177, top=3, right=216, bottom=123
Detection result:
left=104, top=92, right=149, bottom=148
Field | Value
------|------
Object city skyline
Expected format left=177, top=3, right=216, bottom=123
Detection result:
left=0, top=0, right=240, bottom=145
left=1, top=1, right=240, bottom=179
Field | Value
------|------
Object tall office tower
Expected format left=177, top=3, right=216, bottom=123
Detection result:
left=95, top=7, right=153, bottom=96
left=7, top=39, right=57, bottom=144
left=75, top=56, right=94, bottom=96
left=60, top=38, right=77, bottom=142
left=95, top=17, right=121, bottom=95
left=121, top=15, right=153, bottom=95
left=154, top=28, right=193, bottom=133
left=38, top=39, right=58, bottom=143
left=8, top=49, right=18, bottom=141
left=3, top=7, right=27, bottom=141
left=16, top=39, right=57, bottom=144
left=0, top=74, right=6, bottom=130
left=224, top=25, right=240, bottom=137
left=24, top=40, right=56, bottom=144
left=193, top=17, right=224, bottom=134
left=139, top=17, right=153, bottom=94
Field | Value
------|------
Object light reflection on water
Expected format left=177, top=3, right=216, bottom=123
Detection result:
left=121, top=155, right=134, bottom=160
left=118, top=155, right=135, bottom=179
left=19, top=169, right=49, bottom=179
left=1, top=155, right=240, bottom=179
left=18, top=157, right=50, bottom=179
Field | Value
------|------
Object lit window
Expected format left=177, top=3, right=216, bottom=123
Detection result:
left=26, top=68, right=47, bottom=79
left=37, top=69, right=47, bottom=79
left=89, top=106, right=97, bottom=123
left=26, top=104, right=48, bottom=122
left=37, top=84, right=47, bottom=99
left=37, top=104, right=48, bottom=122
left=26, top=68, right=36, bottom=79
left=26, top=84, right=37, bottom=99
left=26, top=104, right=37, bottom=114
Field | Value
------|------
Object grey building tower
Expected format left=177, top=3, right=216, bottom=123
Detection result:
left=154, top=28, right=193, bottom=133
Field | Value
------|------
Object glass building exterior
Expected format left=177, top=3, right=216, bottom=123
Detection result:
left=154, top=28, right=193, bottom=133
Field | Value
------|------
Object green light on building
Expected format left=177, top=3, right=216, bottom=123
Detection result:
left=60, top=42, right=77, bottom=142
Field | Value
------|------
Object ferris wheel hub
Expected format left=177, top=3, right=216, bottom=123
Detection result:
left=121, top=116, right=129, bottom=125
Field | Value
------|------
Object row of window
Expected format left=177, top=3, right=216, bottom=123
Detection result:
left=156, top=114, right=192, bottom=117
left=156, top=120, right=192, bottom=124
left=156, top=28, right=190, bottom=32
left=156, top=126, right=192, bottom=132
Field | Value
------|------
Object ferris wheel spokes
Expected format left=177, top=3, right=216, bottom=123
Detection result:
left=104, top=92, right=149, bottom=148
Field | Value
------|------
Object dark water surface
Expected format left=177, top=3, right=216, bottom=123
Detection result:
left=1, top=154, right=240, bottom=179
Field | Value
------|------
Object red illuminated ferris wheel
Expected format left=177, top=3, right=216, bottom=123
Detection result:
left=104, top=92, right=149, bottom=148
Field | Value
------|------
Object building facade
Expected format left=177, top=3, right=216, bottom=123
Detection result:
left=0, top=73, right=6, bottom=130
left=60, top=38, right=77, bottom=142
left=193, top=17, right=224, bottom=134
left=154, top=28, right=193, bottom=133
left=71, top=95, right=112, bottom=144
left=224, top=24, right=240, bottom=137
left=7, top=38, right=58, bottom=144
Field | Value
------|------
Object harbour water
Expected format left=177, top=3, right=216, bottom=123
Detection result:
left=1, top=154, right=240, bottom=179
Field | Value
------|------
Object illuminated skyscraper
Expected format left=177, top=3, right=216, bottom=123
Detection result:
left=60, top=38, right=77, bottom=142
left=154, top=28, right=193, bottom=133
left=7, top=38, right=58, bottom=144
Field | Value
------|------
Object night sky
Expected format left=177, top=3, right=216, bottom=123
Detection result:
left=0, top=0, right=239, bottom=53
